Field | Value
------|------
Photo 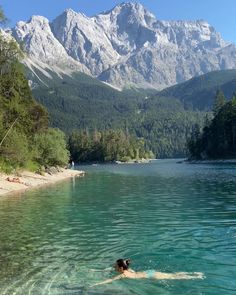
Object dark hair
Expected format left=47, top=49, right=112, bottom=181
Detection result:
left=116, top=259, right=131, bottom=270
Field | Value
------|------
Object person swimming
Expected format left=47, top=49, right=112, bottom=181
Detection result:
left=92, top=258, right=204, bottom=286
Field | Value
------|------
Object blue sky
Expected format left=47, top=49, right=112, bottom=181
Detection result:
left=1, top=0, right=236, bottom=43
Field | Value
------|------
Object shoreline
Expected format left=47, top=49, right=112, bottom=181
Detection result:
left=187, top=159, right=236, bottom=164
left=79, top=158, right=155, bottom=165
left=0, top=168, right=85, bottom=197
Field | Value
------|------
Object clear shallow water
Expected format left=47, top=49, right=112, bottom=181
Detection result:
left=0, top=159, right=236, bottom=294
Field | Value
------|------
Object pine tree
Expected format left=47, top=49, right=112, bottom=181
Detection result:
left=213, top=90, right=226, bottom=116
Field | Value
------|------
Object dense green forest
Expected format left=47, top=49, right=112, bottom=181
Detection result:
left=0, top=11, right=69, bottom=172
left=68, top=130, right=154, bottom=163
left=187, top=91, right=236, bottom=160
left=29, top=66, right=208, bottom=158
left=157, top=70, right=236, bottom=110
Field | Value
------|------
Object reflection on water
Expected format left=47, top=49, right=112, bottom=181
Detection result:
left=0, top=159, right=236, bottom=294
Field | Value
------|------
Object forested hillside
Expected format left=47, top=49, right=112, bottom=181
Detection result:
left=157, top=70, right=236, bottom=110
left=25, top=64, right=209, bottom=158
left=135, top=96, right=206, bottom=157
left=31, top=71, right=141, bottom=131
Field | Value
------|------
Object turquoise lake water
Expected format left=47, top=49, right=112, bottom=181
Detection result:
left=0, top=159, right=236, bottom=294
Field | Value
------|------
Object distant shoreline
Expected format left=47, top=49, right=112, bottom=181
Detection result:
left=187, top=159, right=236, bottom=164
left=0, top=168, right=85, bottom=197
left=77, top=158, right=155, bottom=165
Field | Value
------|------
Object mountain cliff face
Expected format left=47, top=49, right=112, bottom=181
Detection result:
left=10, top=2, right=236, bottom=89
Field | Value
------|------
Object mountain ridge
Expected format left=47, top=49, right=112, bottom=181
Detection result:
left=9, top=2, right=236, bottom=90
left=156, top=69, right=236, bottom=110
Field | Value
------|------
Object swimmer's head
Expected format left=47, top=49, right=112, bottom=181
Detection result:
left=115, top=259, right=131, bottom=272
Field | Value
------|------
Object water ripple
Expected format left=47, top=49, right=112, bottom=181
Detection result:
left=0, top=160, right=236, bottom=294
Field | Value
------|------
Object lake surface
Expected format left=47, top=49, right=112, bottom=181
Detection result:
left=0, top=159, right=236, bottom=295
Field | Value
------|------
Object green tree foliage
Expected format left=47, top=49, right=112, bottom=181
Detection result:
left=34, top=128, right=69, bottom=166
left=186, top=124, right=202, bottom=159
left=213, top=90, right=226, bottom=116
left=68, top=129, right=154, bottom=163
left=0, top=129, right=29, bottom=167
left=0, top=37, right=48, bottom=169
left=134, top=96, right=206, bottom=158
left=0, top=14, right=69, bottom=172
left=187, top=93, right=236, bottom=160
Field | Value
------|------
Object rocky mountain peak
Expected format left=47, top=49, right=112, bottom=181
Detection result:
left=55, top=8, right=88, bottom=23
left=103, top=2, right=156, bottom=27
left=110, top=2, right=147, bottom=14
left=11, top=13, right=87, bottom=75
left=64, top=8, right=77, bottom=16
left=104, top=2, right=144, bottom=14
left=9, top=2, right=236, bottom=90
left=14, top=15, right=50, bottom=38
left=29, top=15, right=49, bottom=26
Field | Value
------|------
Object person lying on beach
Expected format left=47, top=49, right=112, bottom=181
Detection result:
left=6, top=177, right=21, bottom=183
left=6, top=177, right=30, bottom=186
left=92, top=258, right=204, bottom=286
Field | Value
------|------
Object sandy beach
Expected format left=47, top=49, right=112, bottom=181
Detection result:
left=0, top=168, right=85, bottom=196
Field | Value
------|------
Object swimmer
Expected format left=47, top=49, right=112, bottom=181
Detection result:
left=92, top=258, right=204, bottom=286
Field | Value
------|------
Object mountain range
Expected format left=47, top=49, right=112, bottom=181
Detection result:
left=3, top=2, right=236, bottom=157
left=9, top=2, right=236, bottom=90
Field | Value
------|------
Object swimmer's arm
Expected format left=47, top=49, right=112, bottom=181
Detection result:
left=91, top=274, right=123, bottom=287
